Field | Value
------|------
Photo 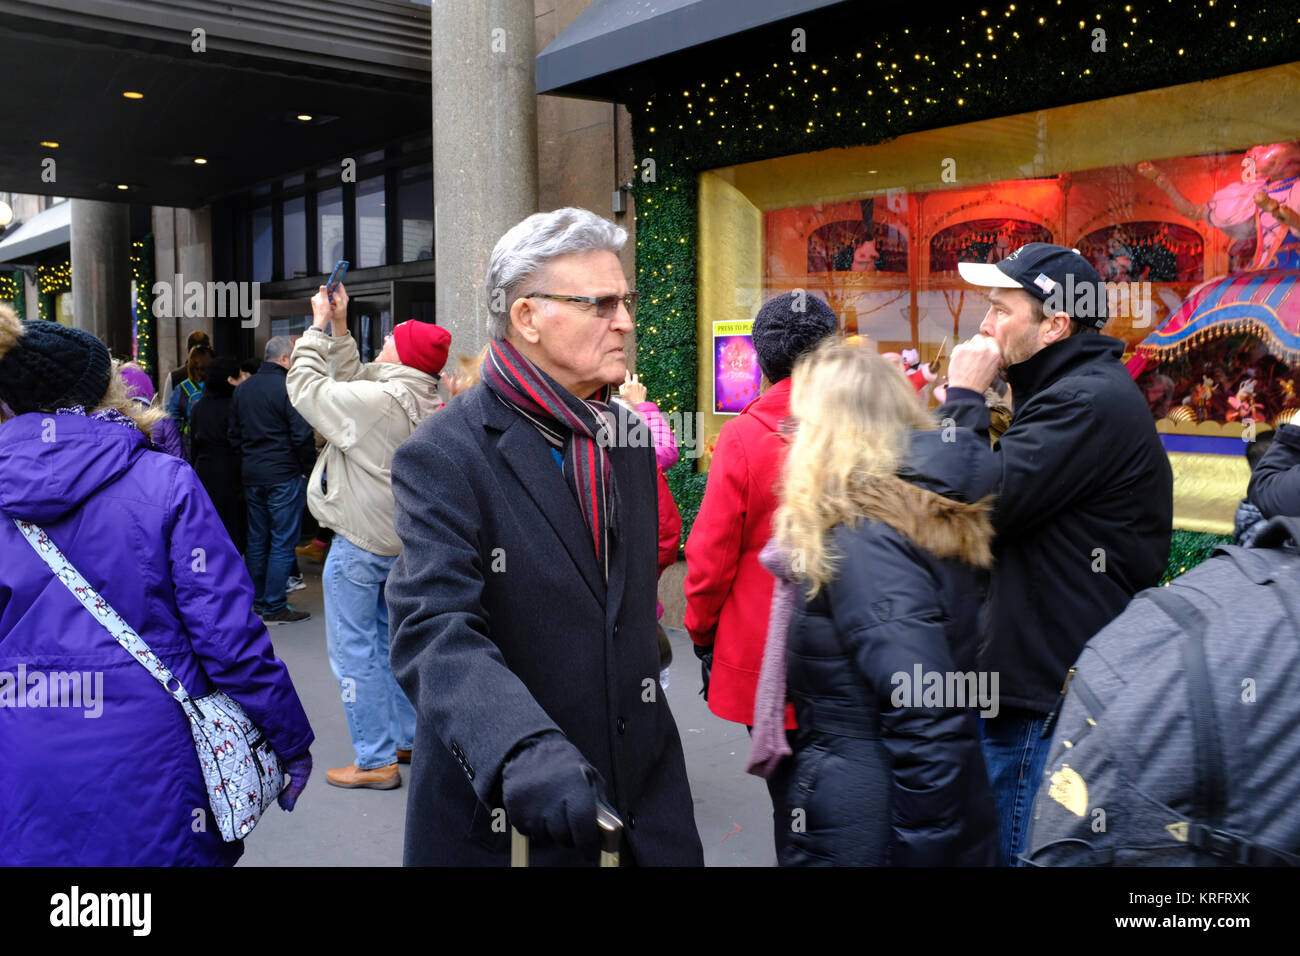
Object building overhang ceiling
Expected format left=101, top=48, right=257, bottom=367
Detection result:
left=0, top=0, right=433, bottom=207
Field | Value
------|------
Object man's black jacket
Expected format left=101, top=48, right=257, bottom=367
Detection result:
left=937, top=334, right=1173, bottom=714
left=1248, top=423, right=1300, bottom=518
left=227, top=362, right=315, bottom=486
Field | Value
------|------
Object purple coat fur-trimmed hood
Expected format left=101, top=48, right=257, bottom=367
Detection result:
left=0, top=412, right=313, bottom=865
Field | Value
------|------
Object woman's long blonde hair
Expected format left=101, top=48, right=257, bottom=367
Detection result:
left=773, top=336, right=935, bottom=598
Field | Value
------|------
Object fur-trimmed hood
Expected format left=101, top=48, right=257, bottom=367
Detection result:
left=849, top=474, right=994, bottom=569
left=853, top=428, right=998, bottom=568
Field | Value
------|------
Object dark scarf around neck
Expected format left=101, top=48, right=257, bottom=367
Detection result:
left=480, top=338, right=619, bottom=578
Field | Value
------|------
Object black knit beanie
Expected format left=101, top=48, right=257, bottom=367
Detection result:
left=751, top=291, right=840, bottom=384
left=0, top=319, right=113, bottom=414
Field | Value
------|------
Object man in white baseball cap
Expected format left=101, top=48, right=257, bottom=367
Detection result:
left=937, top=242, right=1173, bottom=866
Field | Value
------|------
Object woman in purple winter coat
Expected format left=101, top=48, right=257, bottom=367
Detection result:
left=0, top=307, right=314, bottom=866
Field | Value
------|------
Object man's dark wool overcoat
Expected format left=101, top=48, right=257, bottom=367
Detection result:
left=388, top=382, right=703, bottom=865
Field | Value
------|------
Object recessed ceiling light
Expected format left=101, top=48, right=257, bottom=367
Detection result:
left=116, top=184, right=129, bottom=190
left=868, top=169, right=878, bottom=173
left=40, top=141, right=59, bottom=148
left=122, top=91, right=144, bottom=100
left=193, top=157, right=208, bottom=165
left=296, top=113, right=313, bottom=122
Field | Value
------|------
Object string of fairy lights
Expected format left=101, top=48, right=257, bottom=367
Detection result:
left=36, top=261, right=72, bottom=322
left=0, top=273, right=20, bottom=313
left=627, top=1, right=1296, bottom=550
left=132, top=237, right=156, bottom=377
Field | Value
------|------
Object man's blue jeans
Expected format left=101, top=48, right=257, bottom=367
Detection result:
left=980, top=707, right=1052, bottom=866
left=322, top=534, right=416, bottom=770
left=245, top=476, right=307, bottom=614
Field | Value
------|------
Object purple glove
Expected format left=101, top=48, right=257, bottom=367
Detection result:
left=278, top=752, right=312, bottom=811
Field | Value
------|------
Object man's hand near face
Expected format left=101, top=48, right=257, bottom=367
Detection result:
left=946, top=335, right=1002, bottom=394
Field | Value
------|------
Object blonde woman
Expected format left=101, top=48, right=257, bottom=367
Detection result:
left=751, top=337, right=1001, bottom=866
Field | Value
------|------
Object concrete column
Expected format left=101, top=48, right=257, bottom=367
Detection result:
left=152, top=206, right=215, bottom=381
left=69, top=199, right=132, bottom=356
left=432, top=0, right=538, bottom=358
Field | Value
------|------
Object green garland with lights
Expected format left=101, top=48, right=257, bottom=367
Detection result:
left=0, top=272, right=22, bottom=317
left=12, top=271, right=25, bottom=319
left=36, top=260, right=72, bottom=323
left=132, top=236, right=156, bottom=376
left=626, top=2, right=1298, bottom=569
left=30, top=244, right=155, bottom=375
left=1161, top=529, right=1233, bottom=585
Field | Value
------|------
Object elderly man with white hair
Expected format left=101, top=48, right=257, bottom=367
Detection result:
left=388, top=207, right=703, bottom=866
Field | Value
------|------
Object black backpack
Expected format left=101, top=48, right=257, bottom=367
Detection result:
left=1024, top=516, right=1300, bottom=866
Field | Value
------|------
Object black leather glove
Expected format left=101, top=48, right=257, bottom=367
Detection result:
left=501, top=732, right=604, bottom=856
left=693, top=642, right=714, bottom=701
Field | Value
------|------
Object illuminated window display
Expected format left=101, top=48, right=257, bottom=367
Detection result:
left=695, top=64, right=1300, bottom=532
left=761, top=149, right=1300, bottom=425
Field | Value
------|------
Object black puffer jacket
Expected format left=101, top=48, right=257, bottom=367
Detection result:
left=1249, top=422, right=1300, bottom=519
left=937, top=335, right=1173, bottom=714
left=779, top=428, right=1001, bottom=867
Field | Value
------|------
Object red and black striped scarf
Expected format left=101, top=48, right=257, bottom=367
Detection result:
left=481, top=338, right=618, bottom=579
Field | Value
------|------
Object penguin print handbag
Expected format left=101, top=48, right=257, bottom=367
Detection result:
left=14, top=519, right=285, bottom=842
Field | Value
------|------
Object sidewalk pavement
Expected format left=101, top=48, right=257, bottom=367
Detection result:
left=240, top=559, right=775, bottom=866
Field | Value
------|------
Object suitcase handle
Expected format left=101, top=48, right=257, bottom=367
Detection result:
left=510, top=799, right=624, bottom=867
left=596, top=799, right=623, bottom=867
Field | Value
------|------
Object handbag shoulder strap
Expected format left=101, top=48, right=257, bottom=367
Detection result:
left=13, top=518, right=192, bottom=702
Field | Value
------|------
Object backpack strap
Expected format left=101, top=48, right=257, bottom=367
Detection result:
left=1143, top=587, right=1226, bottom=827
left=1184, top=824, right=1300, bottom=866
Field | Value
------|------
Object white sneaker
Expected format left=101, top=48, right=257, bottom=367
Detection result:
left=286, top=575, right=306, bottom=593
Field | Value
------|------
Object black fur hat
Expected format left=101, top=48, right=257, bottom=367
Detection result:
left=751, top=291, right=839, bottom=384
left=0, top=309, right=113, bottom=414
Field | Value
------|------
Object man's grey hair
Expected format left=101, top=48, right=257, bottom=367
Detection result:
left=484, top=207, right=627, bottom=340
left=265, top=335, right=293, bottom=363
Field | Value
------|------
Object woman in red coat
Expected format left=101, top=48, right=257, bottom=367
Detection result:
left=683, top=291, right=838, bottom=846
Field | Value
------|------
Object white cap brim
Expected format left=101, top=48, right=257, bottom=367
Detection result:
left=957, top=261, right=1024, bottom=288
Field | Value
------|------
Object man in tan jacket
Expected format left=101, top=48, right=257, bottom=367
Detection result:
left=287, top=282, right=448, bottom=789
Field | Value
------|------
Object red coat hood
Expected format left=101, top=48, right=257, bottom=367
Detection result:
left=735, top=377, right=791, bottom=433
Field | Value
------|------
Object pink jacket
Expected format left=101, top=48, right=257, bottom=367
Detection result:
left=636, top=402, right=679, bottom=472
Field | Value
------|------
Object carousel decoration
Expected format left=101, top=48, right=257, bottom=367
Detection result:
left=1128, top=142, right=1300, bottom=430
left=806, top=199, right=909, bottom=274
left=1076, top=222, right=1202, bottom=284
left=928, top=218, right=1052, bottom=274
